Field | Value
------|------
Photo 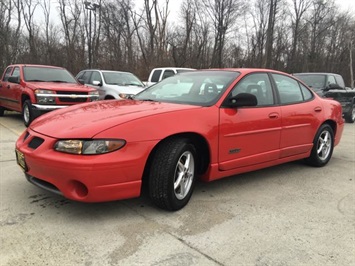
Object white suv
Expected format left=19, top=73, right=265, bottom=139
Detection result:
left=76, top=69, right=146, bottom=100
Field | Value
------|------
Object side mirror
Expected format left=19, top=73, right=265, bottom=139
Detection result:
left=92, top=80, right=102, bottom=86
left=225, top=93, right=257, bottom=108
left=8, top=76, right=20, bottom=84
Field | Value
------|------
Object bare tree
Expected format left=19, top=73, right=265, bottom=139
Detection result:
left=21, top=0, right=40, bottom=63
left=287, top=0, right=312, bottom=72
left=264, top=0, right=280, bottom=68
left=201, top=0, right=245, bottom=67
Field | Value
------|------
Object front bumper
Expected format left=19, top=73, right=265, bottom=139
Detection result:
left=15, top=129, right=152, bottom=202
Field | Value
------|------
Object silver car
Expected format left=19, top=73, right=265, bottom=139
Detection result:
left=76, top=69, right=145, bottom=100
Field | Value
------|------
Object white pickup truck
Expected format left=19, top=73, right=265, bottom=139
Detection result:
left=145, top=67, right=195, bottom=87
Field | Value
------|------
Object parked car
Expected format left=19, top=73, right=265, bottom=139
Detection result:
left=0, top=64, right=99, bottom=126
left=145, top=67, right=195, bottom=87
left=293, top=72, right=355, bottom=123
left=76, top=69, right=145, bottom=100
left=15, top=68, right=344, bottom=211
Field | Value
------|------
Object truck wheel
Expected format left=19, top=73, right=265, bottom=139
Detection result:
left=305, top=124, right=334, bottom=167
left=0, top=106, right=4, bottom=116
left=149, top=138, right=197, bottom=211
left=22, top=100, right=34, bottom=127
left=344, top=104, right=355, bottom=123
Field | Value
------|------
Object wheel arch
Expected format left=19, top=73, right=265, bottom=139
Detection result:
left=21, top=93, right=31, bottom=107
left=322, top=119, right=337, bottom=136
left=141, top=132, right=211, bottom=186
left=104, top=95, right=115, bottom=100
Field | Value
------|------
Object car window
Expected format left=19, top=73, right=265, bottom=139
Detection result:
left=300, top=83, right=313, bottom=101
left=230, top=73, right=274, bottom=106
left=151, top=70, right=162, bottom=82
left=273, top=74, right=303, bottom=104
left=327, top=75, right=336, bottom=85
left=80, top=71, right=92, bottom=84
left=12, top=67, right=20, bottom=78
left=2, top=67, right=13, bottom=81
left=90, top=71, right=102, bottom=84
left=335, top=75, right=345, bottom=88
left=294, top=74, right=326, bottom=88
left=162, top=70, right=175, bottom=80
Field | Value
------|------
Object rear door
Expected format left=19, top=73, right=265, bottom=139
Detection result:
left=218, top=72, right=281, bottom=170
left=271, top=73, right=322, bottom=158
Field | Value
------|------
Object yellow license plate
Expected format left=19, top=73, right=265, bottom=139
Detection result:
left=15, top=149, right=27, bottom=172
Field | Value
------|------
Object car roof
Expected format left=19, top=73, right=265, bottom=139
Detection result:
left=293, top=72, right=341, bottom=76
left=200, top=68, right=288, bottom=75
left=79, top=69, right=131, bottom=74
left=9, top=64, right=64, bottom=69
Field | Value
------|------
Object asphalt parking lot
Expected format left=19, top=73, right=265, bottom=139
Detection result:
left=0, top=112, right=354, bottom=266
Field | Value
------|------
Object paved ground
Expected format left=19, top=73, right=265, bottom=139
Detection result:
left=0, top=112, right=354, bottom=266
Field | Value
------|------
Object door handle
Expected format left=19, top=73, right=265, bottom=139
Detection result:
left=314, top=106, right=322, bottom=112
left=269, top=112, right=279, bottom=119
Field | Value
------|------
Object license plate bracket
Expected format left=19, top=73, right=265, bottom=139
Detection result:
left=15, top=149, right=27, bottom=172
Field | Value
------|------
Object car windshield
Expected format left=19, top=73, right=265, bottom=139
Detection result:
left=294, top=74, right=326, bottom=88
left=134, top=70, right=240, bottom=106
left=103, top=72, right=144, bottom=87
left=24, top=66, right=77, bottom=83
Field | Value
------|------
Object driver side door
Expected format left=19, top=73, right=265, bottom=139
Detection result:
left=218, top=72, right=281, bottom=170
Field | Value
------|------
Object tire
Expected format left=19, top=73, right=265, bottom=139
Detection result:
left=149, top=138, right=197, bottom=211
left=344, top=104, right=355, bottom=123
left=305, top=124, right=334, bottom=167
left=22, top=100, right=34, bottom=127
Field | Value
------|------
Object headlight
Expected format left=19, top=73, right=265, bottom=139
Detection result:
left=118, top=93, right=133, bottom=99
left=89, top=91, right=99, bottom=101
left=35, top=89, right=56, bottom=104
left=54, top=139, right=126, bottom=155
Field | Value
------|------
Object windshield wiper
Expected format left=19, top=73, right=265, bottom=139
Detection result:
left=27, top=79, right=45, bottom=82
left=50, top=80, right=70, bottom=83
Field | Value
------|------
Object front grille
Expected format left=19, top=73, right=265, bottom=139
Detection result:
left=57, top=91, right=88, bottom=103
left=26, top=174, right=62, bottom=196
left=28, top=137, right=44, bottom=149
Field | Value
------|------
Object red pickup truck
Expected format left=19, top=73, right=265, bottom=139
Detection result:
left=0, top=64, right=99, bottom=126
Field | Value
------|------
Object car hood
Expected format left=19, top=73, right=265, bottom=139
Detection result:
left=104, top=84, right=145, bottom=94
left=26, top=82, right=94, bottom=92
left=30, top=100, right=201, bottom=138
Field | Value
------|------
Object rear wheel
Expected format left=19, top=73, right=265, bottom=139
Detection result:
left=149, top=138, right=197, bottom=211
left=344, top=104, right=355, bottom=123
left=22, top=100, right=34, bottom=127
left=305, top=124, right=334, bottom=167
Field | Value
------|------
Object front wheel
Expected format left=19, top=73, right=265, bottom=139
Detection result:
left=149, top=138, right=197, bottom=211
left=344, top=104, right=355, bottom=123
left=22, top=100, right=34, bottom=127
left=305, top=124, right=334, bottom=167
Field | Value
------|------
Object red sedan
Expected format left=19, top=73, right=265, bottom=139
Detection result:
left=15, top=69, right=344, bottom=211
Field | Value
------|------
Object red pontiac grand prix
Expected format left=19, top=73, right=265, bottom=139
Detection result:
left=15, top=69, right=344, bottom=211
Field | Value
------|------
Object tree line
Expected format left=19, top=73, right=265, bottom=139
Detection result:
left=0, top=0, right=354, bottom=87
